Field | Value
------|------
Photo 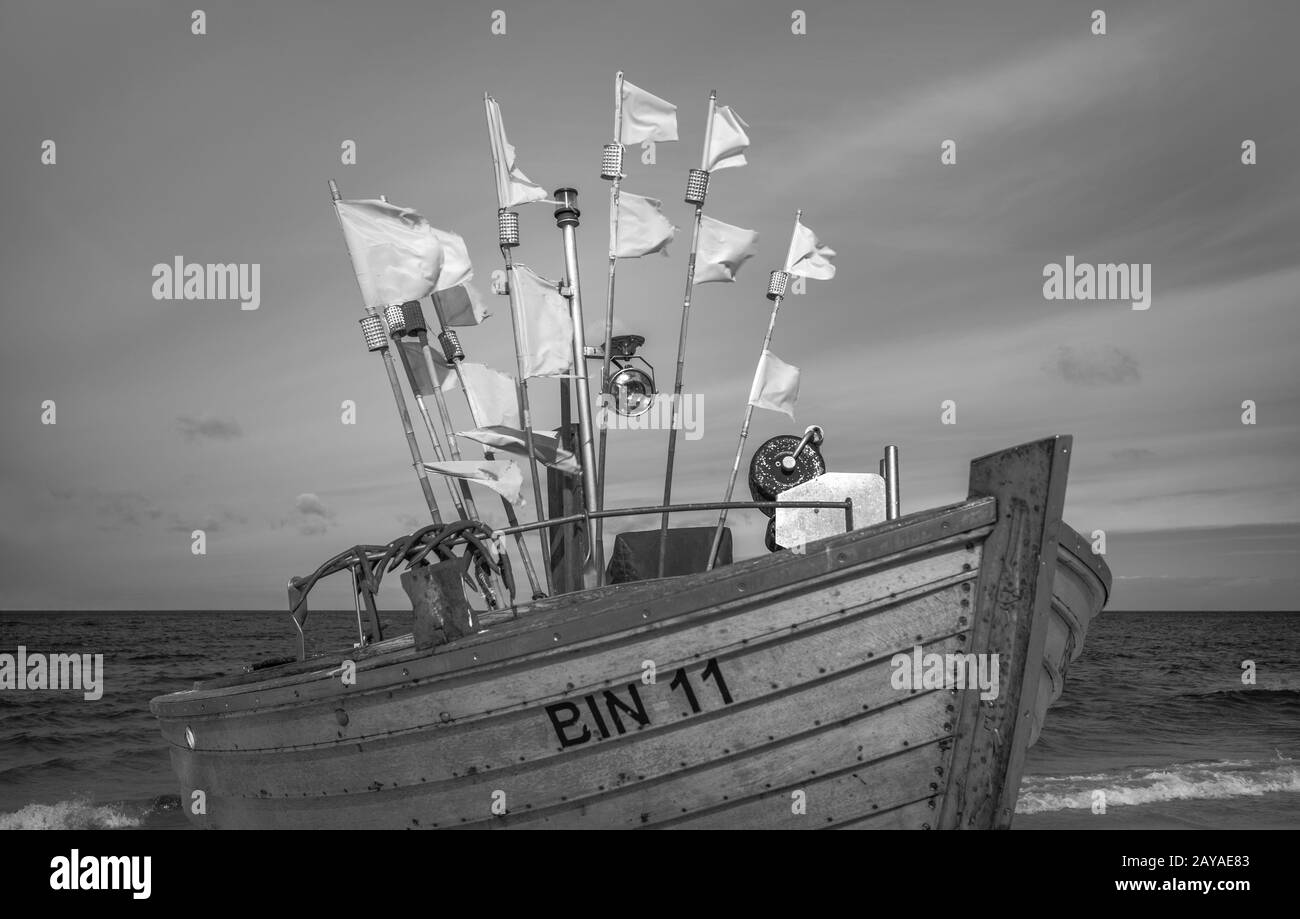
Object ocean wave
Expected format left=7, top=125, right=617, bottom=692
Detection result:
left=1017, top=760, right=1300, bottom=814
left=0, top=798, right=143, bottom=830
left=1182, top=686, right=1300, bottom=703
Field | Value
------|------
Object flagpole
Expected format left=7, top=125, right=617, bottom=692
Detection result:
left=499, top=238, right=553, bottom=595
left=595, top=70, right=626, bottom=584
left=328, top=180, right=444, bottom=527
left=657, top=89, right=716, bottom=578
left=706, top=212, right=801, bottom=570
left=552, top=188, right=603, bottom=588
left=401, top=301, right=523, bottom=607
left=484, top=93, right=553, bottom=595
left=426, top=294, right=547, bottom=600
left=386, top=303, right=474, bottom=521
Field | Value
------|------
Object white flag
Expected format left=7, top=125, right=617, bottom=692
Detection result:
left=620, top=78, right=678, bottom=145
left=695, top=215, right=758, bottom=284
left=458, top=426, right=581, bottom=475
left=429, top=225, right=490, bottom=326
left=485, top=95, right=547, bottom=208
left=703, top=104, right=750, bottom=172
left=784, top=217, right=837, bottom=280
left=451, top=362, right=520, bottom=428
left=611, top=192, right=676, bottom=258
left=429, top=226, right=473, bottom=290
left=510, top=264, right=574, bottom=377
left=335, top=199, right=442, bottom=310
left=433, top=284, right=489, bottom=327
left=747, top=349, right=800, bottom=419
left=423, top=459, right=524, bottom=506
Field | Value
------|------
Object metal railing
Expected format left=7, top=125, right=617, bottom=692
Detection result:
left=493, top=497, right=854, bottom=539
left=285, top=498, right=854, bottom=661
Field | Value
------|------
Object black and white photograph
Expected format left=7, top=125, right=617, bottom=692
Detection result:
left=0, top=0, right=1295, bottom=895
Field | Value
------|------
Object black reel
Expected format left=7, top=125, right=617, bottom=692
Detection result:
left=748, top=432, right=827, bottom=518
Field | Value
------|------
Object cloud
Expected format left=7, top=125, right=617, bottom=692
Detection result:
left=293, top=493, right=336, bottom=535
left=1047, top=345, right=1141, bottom=386
left=165, top=507, right=247, bottom=534
left=176, top=415, right=242, bottom=442
left=295, top=493, right=333, bottom=518
left=50, top=487, right=164, bottom=530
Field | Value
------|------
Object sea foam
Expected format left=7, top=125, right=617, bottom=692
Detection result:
left=1016, top=759, right=1300, bottom=814
left=0, top=798, right=142, bottom=830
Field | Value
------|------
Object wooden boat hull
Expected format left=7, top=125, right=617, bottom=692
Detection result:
left=151, top=436, right=1110, bottom=829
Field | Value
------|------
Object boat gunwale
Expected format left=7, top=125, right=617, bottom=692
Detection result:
left=151, top=497, right=997, bottom=712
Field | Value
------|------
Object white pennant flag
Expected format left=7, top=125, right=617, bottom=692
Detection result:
left=429, top=225, right=490, bottom=326
left=703, top=104, right=750, bottom=172
left=611, top=192, right=676, bottom=258
left=747, top=349, right=800, bottom=419
left=451, top=362, right=520, bottom=428
left=485, top=95, right=548, bottom=208
left=434, top=284, right=490, bottom=327
left=510, top=264, right=574, bottom=377
left=423, top=459, right=524, bottom=505
left=695, top=215, right=759, bottom=283
left=335, top=199, right=442, bottom=310
left=620, top=78, right=678, bottom=145
left=784, top=217, right=837, bottom=280
left=458, top=426, right=581, bottom=475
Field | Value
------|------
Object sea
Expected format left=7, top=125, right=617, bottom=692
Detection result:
left=0, top=610, right=1296, bottom=830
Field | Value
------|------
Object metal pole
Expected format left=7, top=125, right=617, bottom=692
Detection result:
left=405, top=315, right=482, bottom=522
left=426, top=295, right=546, bottom=600
left=328, top=180, right=442, bottom=525
left=374, top=319, right=443, bottom=523
left=389, top=322, right=468, bottom=520
left=483, top=95, right=553, bottom=595
left=595, top=72, right=626, bottom=583
left=499, top=239, right=553, bottom=594
left=883, top=444, right=900, bottom=520
left=657, top=91, right=716, bottom=578
left=552, top=188, right=602, bottom=588
left=706, top=267, right=790, bottom=570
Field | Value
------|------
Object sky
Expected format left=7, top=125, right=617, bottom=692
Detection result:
left=0, top=0, right=1297, bottom=611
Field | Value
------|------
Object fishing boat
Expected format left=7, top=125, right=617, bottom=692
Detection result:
left=151, top=77, right=1111, bottom=829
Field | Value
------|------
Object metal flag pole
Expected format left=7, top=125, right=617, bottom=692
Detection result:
left=498, top=221, right=553, bottom=595
left=706, top=293, right=797, bottom=572
left=400, top=300, right=524, bottom=610
left=394, top=301, right=484, bottom=523
left=484, top=93, right=552, bottom=594
left=595, top=71, right=626, bottom=574
left=383, top=304, right=470, bottom=520
left=552, top=188, right=603, bottom=588
left=328, top=180, right=443, bottom=526
left=706, top=211, right=803, bottom=570
left=425, top=294, right=547, bottom=600
left=657, top=90, right=716, bottom=578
